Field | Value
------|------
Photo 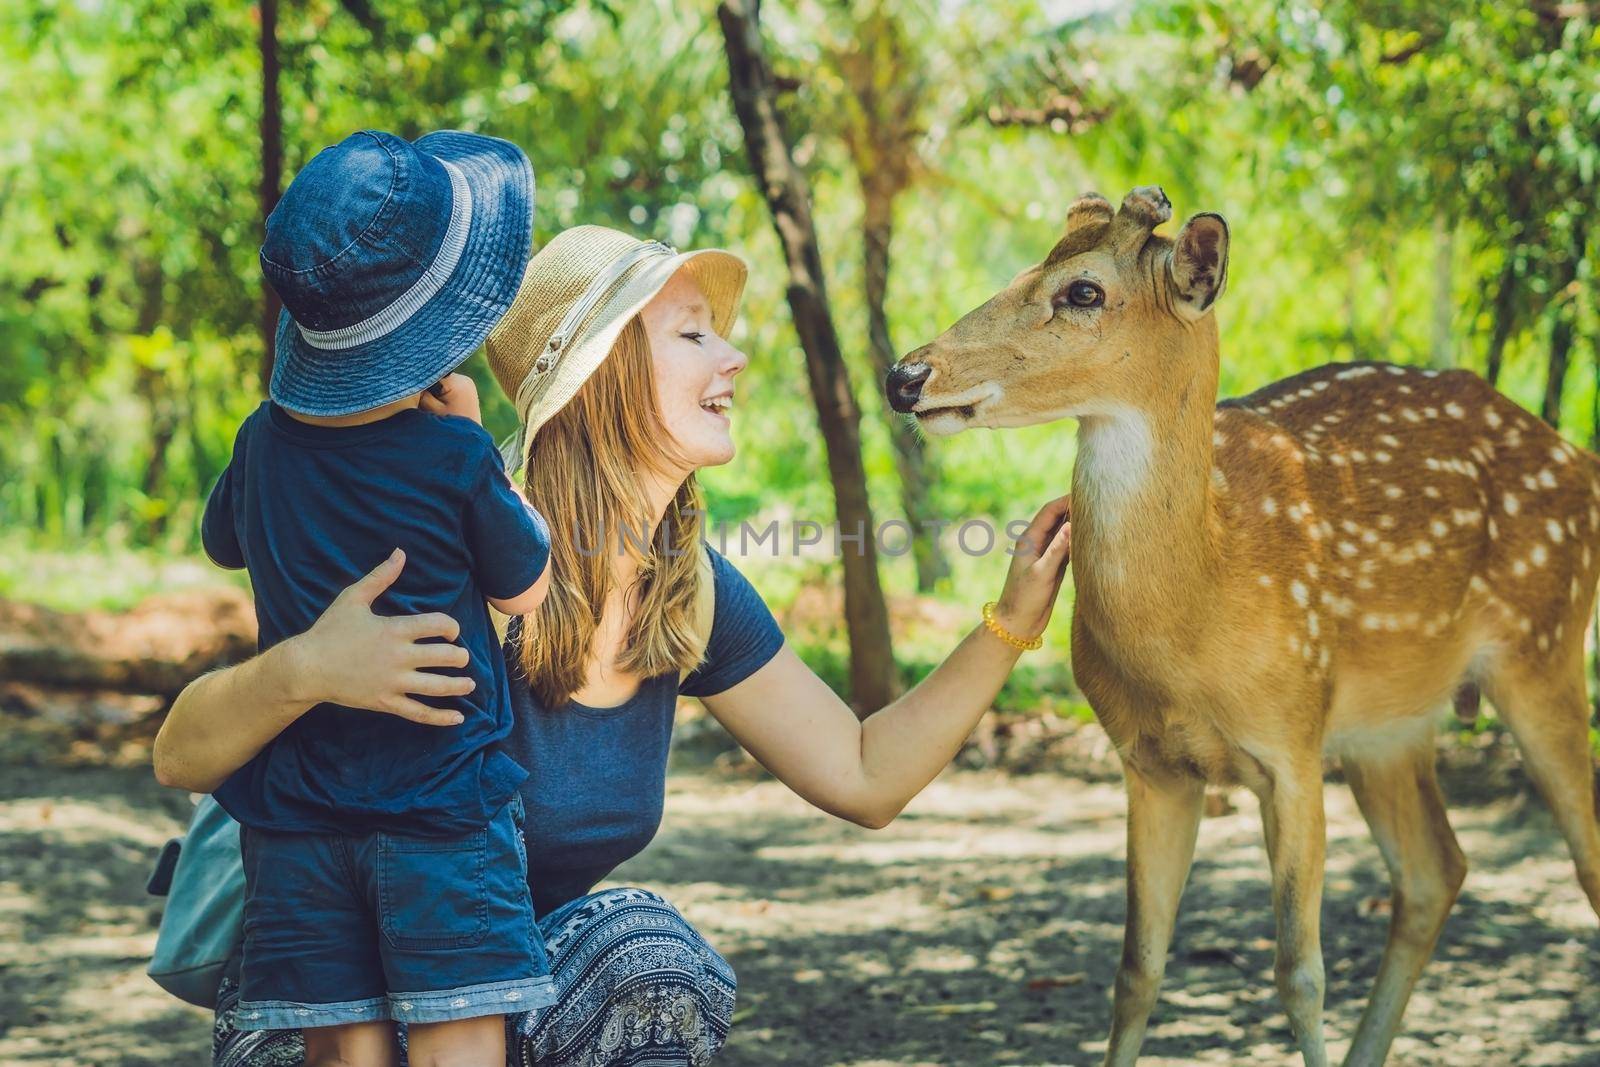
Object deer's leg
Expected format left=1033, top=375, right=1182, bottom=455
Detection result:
left=1340, top=741, right=1466, bottom=1067
left=1102, top=767, right=1205, bottom=1067
left=1259, top=765, right=1330, bottom=1067
left=1486, top=666, right=1600, bottom=917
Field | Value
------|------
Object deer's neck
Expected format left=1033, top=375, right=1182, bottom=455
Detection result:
left=1069, top=363, right=1224, bottom=645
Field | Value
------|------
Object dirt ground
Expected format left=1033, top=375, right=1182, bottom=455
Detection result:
left=3, top=759, right=1598, bottom=1067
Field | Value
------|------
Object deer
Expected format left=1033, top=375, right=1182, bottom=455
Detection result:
left=885, top=187, right=1600, bottom=1066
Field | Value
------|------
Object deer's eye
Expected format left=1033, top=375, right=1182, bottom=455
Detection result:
left=1054, top=280, right=1105, bottom=310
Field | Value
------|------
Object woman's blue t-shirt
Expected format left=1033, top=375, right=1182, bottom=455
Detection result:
left=502, top=548, right=784, bottom=917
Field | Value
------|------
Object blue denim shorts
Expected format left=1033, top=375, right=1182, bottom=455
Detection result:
left=235, top=794, right=555, bottom=1031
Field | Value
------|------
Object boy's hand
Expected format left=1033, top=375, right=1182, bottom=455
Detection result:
left=420, top=372, right=482, bottom=425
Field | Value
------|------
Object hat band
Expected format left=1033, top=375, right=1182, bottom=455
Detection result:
left=295, top=160, right=474, bottom=352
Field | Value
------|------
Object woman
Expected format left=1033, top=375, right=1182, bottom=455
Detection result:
left=154, top=226, right=1073, bottom=1066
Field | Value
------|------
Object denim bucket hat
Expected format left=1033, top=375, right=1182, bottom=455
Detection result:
left=263, top=129, right=534, bottom=416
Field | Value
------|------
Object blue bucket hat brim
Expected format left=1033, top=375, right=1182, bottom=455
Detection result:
left=268, top=131, right=534, bottom=417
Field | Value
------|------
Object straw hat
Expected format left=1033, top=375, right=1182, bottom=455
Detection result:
left=486, top=225, right=747, bottom=472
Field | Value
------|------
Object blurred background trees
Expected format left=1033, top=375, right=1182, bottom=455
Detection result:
left=3, top=0, right=1596, bottom=708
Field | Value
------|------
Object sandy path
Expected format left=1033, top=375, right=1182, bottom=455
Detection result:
left=2, top=762, right=1598, bottom=1065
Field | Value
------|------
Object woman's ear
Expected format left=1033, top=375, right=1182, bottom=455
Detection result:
left=1168, top=212, right=1229, bottom=319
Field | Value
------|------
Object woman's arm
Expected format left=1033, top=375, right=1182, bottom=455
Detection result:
left=700, top=495, right=1071, bottom=828
left=152, top=548, right=474, bottom=792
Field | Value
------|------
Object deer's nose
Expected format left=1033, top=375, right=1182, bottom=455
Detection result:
left=886, top=362, right=931, bottom=414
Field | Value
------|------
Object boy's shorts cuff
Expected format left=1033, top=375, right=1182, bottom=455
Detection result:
left=234, top=994, right=390, bottom=1031
left=390, top=975, right=559, bottom=1024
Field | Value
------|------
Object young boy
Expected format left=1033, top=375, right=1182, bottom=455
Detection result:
left=201, top=129, right=552, bottom=1066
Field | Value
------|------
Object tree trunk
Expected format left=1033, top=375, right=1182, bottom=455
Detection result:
left=718, top=0, right=897, bottom=712
left=1484, top=253, right=1519, bottom=387
left=1542, top=310, right=1575, bottom=428
left=1540, top=218, right=1587, bottom=427
left=258, top=0, right=284, bottom=394
left=1429, top=209, right=1454, bottom=369
left=862, top=183, right=948, bottom=591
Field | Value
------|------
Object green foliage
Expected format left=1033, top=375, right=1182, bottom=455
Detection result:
left=3, top=3, right=1597, bottom=717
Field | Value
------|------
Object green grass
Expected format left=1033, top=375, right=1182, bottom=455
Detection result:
left=0, top=532, right=248, bottom=613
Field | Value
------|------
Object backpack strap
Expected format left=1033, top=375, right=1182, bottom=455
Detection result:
left=680, top=543, right=716, bottom=683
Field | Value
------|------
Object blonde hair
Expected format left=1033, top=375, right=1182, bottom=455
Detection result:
left=516, top=316, right=707, bottom=707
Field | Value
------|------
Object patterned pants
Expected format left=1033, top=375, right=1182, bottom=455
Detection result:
left=213, top=887, right=737, bottom=1067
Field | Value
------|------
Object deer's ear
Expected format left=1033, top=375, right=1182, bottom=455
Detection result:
left=1168, top=212, right=1229, bottom=319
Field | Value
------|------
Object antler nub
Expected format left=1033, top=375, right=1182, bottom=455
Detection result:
left=1066, top=192, right=1114, bottom=236
left=1106, top=185, right=1172, bottom=255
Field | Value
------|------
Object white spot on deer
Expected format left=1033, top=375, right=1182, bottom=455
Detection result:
left=1330, top=454, right=1347, bottom=467
left=1555, top=622, right=1565, bottom=641
left=1302, top=641, right=1315, bottom=662
left=1356, top=577, right=1375, bottom=590
left=1430, top=519, right=1450, bottom=538
left=1211, top=467, right=1228, bottom=493
left=1519, top=617, right=1533, bottom=634
left=1374, top=451, right=1392, bottom=463
left=1452, top=508, right=1480, bottom=526
left=1424, top=486, right=1442, bottom=499
left=1403, top=409, right=1422, bottom=424
left=1546, top=519, right=1564, bottom=543
left=1552, top=446, right=1570, bottom=464
left=1336, top=366, right=1378, bottom=380
left=1444, top=402, right=1465, bottom=418
left=1585, top=546, right=1594, bottom=568
left=1213, top=431, right=1227, bottom=447
left=1337, top=541, right=1359, bottom=558
left=1313, top=381, right=1329, bottom=391
left=1424, top=457, right=1441, bottom=471
left=1319, top=645, right=1331, bottom=669
left=1305, top=562, right=1320, bottom=579
left=1571, top=576, right=1582, bottom=602
left=1531, top=545, right=1549, bottom=566
left=1567, top=516, right=1579, bottom=537
left=1589, top=505, right=1599, bottom=530
left=1488, top=517, right=1499, bottom=538
left=1385, top=365, right=1406, bottom=376
left=1298, top=388, right=1313, bottom=399
left=1522, top=474, right=1539, bottom=491
left=1537, top=468, right=1558, bottom=489
left=1361, top=614, right=1382, bottom=630
left=1287, top=503, right=1307, bottom=523
left=1414, top=541, right=1435, bottom=559
left=1258, top=574, right=1273, bottom=588
left=1307, top=611, right=1320, bottom=638
left=1262, top=496, right=1278, bottom=516
left=1423, top=406, right=1438, bottom=419
left=1512, top=559, right=1529, bottom=577
left=1468, top=575, right=1489, bottom=594
left=1379, top=515, right=1397, bottom=529
left=1289, top=634, right=1302, bottom=653
left=1504, top=494, right=1520, bottom=515
left=1290, top=580, right=1309, bottom=607
left=1485, top=409, right=1503, bottom=429
left=1383, top=485, right=1404, bottom=500
left=1537, top=633, right=1550, bottom=653
left=1399, top=384, right=1414, bottom=394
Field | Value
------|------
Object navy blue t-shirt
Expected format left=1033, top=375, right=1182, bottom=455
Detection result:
left=503, top=548, right=784, bottom=917
left=203, top=401, right=550, bottom=837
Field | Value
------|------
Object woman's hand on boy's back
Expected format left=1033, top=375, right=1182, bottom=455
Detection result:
left=288, top=548, right=473, bottom=726
left=419, top=372, right=482, bottom=425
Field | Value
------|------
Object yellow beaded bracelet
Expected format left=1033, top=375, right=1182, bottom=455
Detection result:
left=981, top=601, right=1043, bottom=652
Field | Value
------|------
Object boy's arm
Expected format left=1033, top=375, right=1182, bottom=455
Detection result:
left=465, top=445, right=552, bottom=616
left=200, top=462, right=245, bottom=569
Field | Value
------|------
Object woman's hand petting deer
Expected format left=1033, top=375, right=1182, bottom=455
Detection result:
left=151, top=129, right=1071, bottom=1067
